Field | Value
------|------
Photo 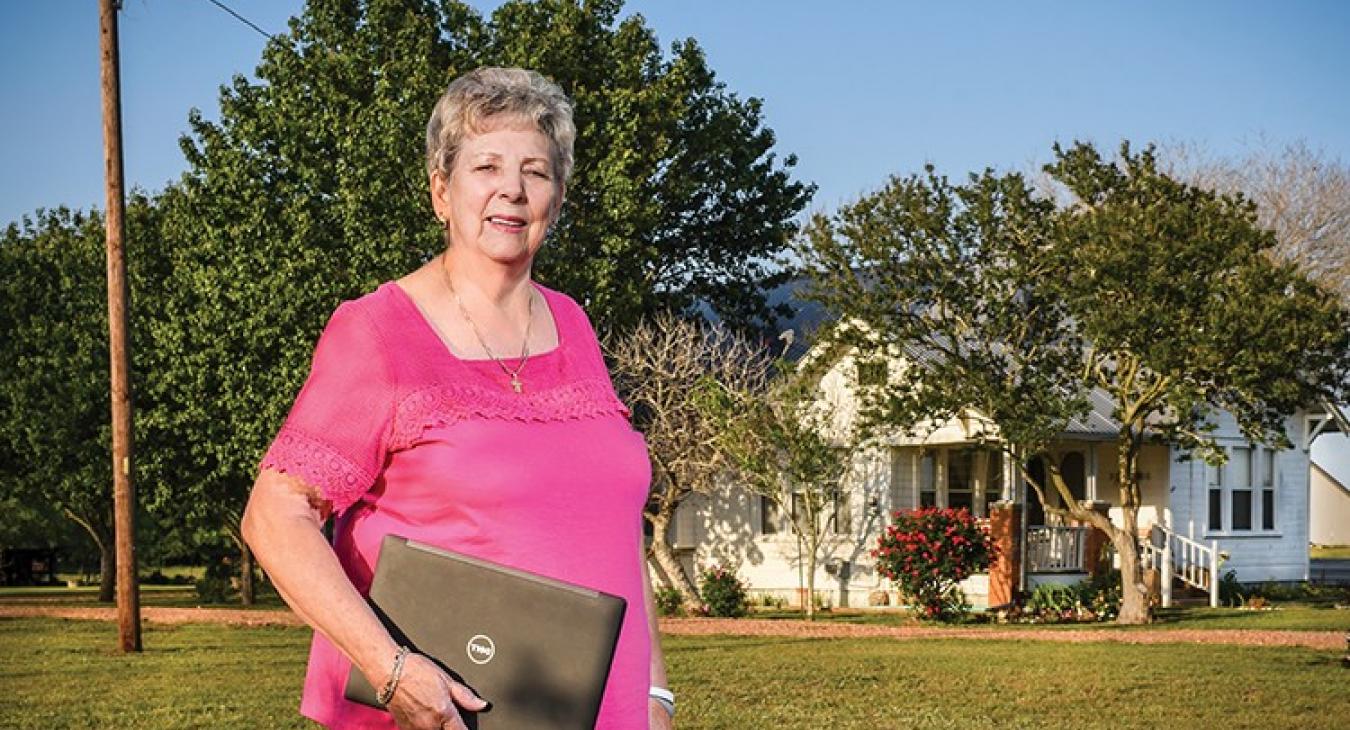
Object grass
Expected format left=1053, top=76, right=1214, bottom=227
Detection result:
left=1311, top=545, right=1350, bottom=560
left=0, top=618, right=315, bottom=729
left=666, top=634, right=1349, bottom=729
left=0, top=617, right=1345, bottom=729
left=745, top=603, right=1350, bottom=632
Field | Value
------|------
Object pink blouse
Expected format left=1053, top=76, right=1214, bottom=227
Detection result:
left=260, top=281, right=652, bottom=729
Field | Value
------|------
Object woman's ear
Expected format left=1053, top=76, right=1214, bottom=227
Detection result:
left=430, top=169, right=451, bottom=222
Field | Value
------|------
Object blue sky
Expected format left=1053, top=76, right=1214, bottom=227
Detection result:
left=1, top=0, right=1347, bottom=474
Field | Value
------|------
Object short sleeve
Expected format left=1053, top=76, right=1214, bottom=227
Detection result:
left=259, top=301, right=394, bottom=514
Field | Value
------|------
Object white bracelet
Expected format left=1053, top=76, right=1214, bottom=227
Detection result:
left=649, top=686, right=675, bottom=718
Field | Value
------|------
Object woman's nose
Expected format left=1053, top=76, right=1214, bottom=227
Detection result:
left=498, top=170, right=525, bottom=200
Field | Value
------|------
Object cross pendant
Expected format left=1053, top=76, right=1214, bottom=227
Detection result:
left=510, top=376, right=523, bottom=393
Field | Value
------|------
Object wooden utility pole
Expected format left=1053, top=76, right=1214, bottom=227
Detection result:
left=99, top=0, right=141, bottom=653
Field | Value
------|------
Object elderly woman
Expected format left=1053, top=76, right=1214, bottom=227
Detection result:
left=242, top=67, right=673, bottom=730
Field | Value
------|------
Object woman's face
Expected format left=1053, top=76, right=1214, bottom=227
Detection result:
left=432, top=122, right=563, bottom=267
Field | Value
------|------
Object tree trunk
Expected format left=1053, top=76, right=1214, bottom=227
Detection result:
left=804, top=549, right=817, bottom=621
left=1112, top=527, right=1151, bottom=624
left=97, top=541, right=115, bottom=603
left=1113, top=431, right=1151, bottom=624
left=63, top=508, right=114, bottom=603
left=647, top=510, right=699, bottom=608
left=238, top=540, right=255, bottom=606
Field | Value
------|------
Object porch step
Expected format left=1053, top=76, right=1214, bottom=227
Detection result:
left=1166, top=596, right=1211, bottom=607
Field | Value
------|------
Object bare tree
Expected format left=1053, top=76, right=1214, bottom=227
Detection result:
left=1163, top=138, right=1350, bottom=299
left=607, top=314, right=772, bottom=606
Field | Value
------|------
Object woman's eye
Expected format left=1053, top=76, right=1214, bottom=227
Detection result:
left=528, top=169, right=551, bottom=179
left=475, top=164, right=496, bottom=172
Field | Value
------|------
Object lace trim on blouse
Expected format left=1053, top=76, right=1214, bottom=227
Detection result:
left=391, top=376, right=631, bottom=451
left=260, top=427, right=377, bottom=513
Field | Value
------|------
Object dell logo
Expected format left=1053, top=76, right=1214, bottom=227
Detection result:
left=466, top=634, right=496, bottom=665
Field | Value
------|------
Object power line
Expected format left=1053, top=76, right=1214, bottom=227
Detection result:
left=203, top=0, right=272, bottom=39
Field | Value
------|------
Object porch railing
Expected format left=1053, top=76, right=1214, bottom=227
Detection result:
left=1025, top=526, right=1088, bottom=573
left=1140, top=523, right=1221, bottom=608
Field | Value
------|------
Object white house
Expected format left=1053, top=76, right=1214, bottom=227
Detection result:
left=668, top=348, right=1333, bottom=609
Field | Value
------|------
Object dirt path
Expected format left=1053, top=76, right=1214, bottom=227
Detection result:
left=0, top=605, right=306, bottom=627
left=3, top=605, right=1344, bottom=650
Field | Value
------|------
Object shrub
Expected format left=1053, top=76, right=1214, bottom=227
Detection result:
left=194, top=555, right=237, bottom=604
left=1025, top=582, right=1080, bottom=619
left=754, top=592, right=787, bottom=609
left=1247, top=581, right=1350, bottom=604
left=1082, top=569, right=1122, bottom=621
left=1218, top=570, right=1246, bottom=607
left=654, top=586, right=685, bottom=617
left=1022, top=571, right=1121, bottom=623
left=872, top=507, right=997, bottom=621
left=698, top=565, right=749, bottom=618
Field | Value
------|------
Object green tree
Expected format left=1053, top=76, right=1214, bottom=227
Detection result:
left=0, top=199, right=169, bottom=599
left=804, top=142, right=1350, bottom=624
left=155, top=0, right=810, bottom=599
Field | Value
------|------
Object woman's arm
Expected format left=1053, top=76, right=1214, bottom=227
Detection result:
left=641, top=554, right=674, bottom=730
left=242, top=468, right=486, bottom=730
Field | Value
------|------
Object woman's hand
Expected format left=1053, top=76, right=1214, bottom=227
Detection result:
left=386, top=653, right=488, bottom=730
left=648, top=698, right=674, bottom=730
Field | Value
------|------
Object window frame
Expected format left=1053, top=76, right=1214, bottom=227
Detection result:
left=1206, top=444, right=1280, bottom=536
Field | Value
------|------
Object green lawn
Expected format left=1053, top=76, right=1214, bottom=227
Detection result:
left=1, top=617, right=1346, bottom=729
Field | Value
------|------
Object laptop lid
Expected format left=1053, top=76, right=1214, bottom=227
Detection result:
left=345, top=535, right=627, bottom=729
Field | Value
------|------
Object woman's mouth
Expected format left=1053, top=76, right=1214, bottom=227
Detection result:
left=487, top=215, right=526, bottom=232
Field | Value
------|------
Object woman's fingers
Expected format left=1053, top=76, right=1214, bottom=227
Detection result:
left=447, top=681, right=489, bottom=713
left=388, top=654, right=488, bottom=730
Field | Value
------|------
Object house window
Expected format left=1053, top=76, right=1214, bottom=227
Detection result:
left=1231, top=446, right=1253, bottom=530
left=986, top=451, right=1004, bottom=509
left=1207, top=459, right=1223, bottom=532
left=1262, top=448, right=1276, bottom=530
left=913, top=448, right=1006, bottom=516
left=760, top=495, right=780, bottom=535
left=918, top=453, right=937, bottom=508
left=777, top=488, right=847, bottom=534
left=947, top=449, right=975, bottom=513
left=831, top=489, right=852, bottom=535
left=1207, top=445, right=1279, bottom=533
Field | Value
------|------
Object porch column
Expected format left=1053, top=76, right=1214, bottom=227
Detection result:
left=1080, top=500, right=1113, bottom=577
left=987, top=501, right=1022, bottom=608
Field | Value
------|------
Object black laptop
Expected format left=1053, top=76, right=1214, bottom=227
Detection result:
left=345, top=535, right=627, bottom=729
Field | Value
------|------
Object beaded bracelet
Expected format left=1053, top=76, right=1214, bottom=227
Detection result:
left=376, top=646, right=411, bottom=706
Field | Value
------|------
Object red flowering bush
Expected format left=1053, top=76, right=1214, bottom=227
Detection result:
left=872, top=507, right=997, bottom=621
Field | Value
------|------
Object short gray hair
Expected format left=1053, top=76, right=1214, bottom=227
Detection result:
left=425, top=67, right=576, bottom=184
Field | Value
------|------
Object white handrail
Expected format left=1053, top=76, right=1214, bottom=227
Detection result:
left=1140, top=524, right=1222, bottom=608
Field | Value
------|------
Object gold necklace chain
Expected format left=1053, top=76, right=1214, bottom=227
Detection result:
left=439, top=254, right=534, bottom=393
